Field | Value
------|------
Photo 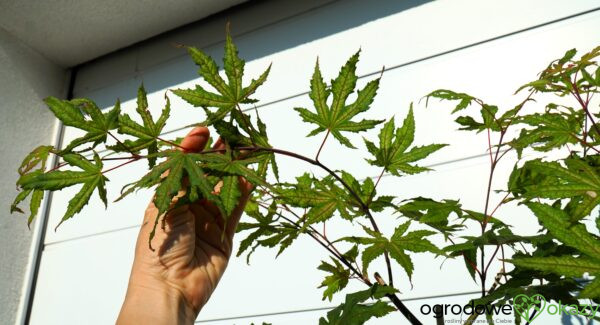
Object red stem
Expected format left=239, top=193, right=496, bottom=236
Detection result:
left=101, top=157, right=141, bottom=174
left=315, top=129, right=331, bottom=162
left=484, top=245, right=501, bottom=276
left=157, top=137, right=186, bottom=150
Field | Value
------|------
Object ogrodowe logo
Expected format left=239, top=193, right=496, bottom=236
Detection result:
left=512, top=294, right=599, bottom=323
left=419, top=294, right=599, bottom=323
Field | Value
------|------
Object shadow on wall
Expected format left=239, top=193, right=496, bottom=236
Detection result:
left=81, top=0, right=432, bottom=108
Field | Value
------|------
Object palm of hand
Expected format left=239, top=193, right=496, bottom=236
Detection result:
left=129, top=127, right=251, bottom=314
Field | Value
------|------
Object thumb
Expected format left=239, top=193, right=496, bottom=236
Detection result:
left=179, top=127, right=210, bottom=153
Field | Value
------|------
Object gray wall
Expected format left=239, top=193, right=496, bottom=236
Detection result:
left=0, top=27, right=67, bottom=324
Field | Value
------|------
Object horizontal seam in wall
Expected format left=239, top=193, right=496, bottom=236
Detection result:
left=43, top=224, right=141, bottom=248
left=194, top=290, right=481, bottom=323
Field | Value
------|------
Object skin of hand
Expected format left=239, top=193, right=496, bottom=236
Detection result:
left=117, top=127, right=252, bottom=325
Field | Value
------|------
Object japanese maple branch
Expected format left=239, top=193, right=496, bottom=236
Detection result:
left=255, top=200, right=424, bottom=325
left=479, top=119, right=509, bottom=297
left=257, top=187, right=357, bottom=271
left=255, top=200, right=360, bottom=278
left=236, top=145, right=396, bottom=287
left=570, top=77, right=600, bottom=139
left=235, top=146, right=419, bottom=323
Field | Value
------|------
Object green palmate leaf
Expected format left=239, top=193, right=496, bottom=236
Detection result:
left=242, top=202, right=304, bottom=257
left=220, top=175, right=241, bottom=216
left=17, top=145, right=53, bottom=175
left=172, top=32, right=271, bottom=125
left=395, top=197, right=463, bottom=235
left=463, top=248, right=478, bottom=281
left=199, top=152, right=267, bottom=188
left=258, top=224, right=301, bottom=257
left=318, top=258, right=351, bottom=301
left=425, top=90, right=507, bottom=133
left=508, top=256, right=600, bottom=278
left=10, top=188, right=44, bottom=227
left=27, top=190, right=44, bottom=227
left=509, top=108, right=583, bottom=156
left=511, top=158, right=600, bottom=221
left=295, top=53, right=383, bottom=148
left=116, top=151, right=210, bottom=209
left=364, top=106, right=446, bottom=176
left=200, top=153, right=270, bottom=216
left=342, top=223, right=440, bottom=279
left=118, top=149, right=266, bottom=247
left=11, top=145, right=54, bottom=224
left=425, top=89, right=475, bottom=113
left=513, top=46, right=600, bottom=104
left=342, top=245, right=359, bottom=264
left=525, top=202, right=600, bottom=259
left=113, top=85, right=170, bottom=168
left=580, top=278, right=600, bottom=299
left=443, top=229, right=543, bottom=282
left=228, top=109, right=279, bottom=180
left=236, top=200, right=279, bottom=263
left=275, top=174, right=358, bottom=224
left=118, top=150, right=216, bottom=247
left=341, top=171, right=394, bottom=212
left=444, top=230, right=542, bottom=255
left=10, top=188, right=32, bottom=214
left=319, top=284, right=396, bottom=325
left=18, top=153, right=107, bottom=229
left=45, top=97, right=120, bottom=153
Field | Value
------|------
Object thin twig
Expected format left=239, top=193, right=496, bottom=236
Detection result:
left=101, top=157, right=142, bottom=174
left=101, top=155, right=146, bottom=161
left=368, top=168, right=386, bottom=205
left=571, top=79, right=600, bottom=138
left=157, top=137, right=186, bottom=150
left=374, top=272, right=423, bottom=325
left=46, top=161, right=68, bottom=172
left=500, top=245, right=508, bottom=283
left=487, top=129, right=494, bottom=165
left=315, top=129, right=331, bottom=162
left=484, top=245, right=501, bottom=276
left=108, top=131, right=140, bottom=158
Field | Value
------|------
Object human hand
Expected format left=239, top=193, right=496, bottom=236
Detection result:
left=117, top=127, right=252, bottom=324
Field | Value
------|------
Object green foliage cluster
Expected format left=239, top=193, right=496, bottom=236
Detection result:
left=10, top=28, right=600, bottom=323
left=425, top=45, right=600, bottom=323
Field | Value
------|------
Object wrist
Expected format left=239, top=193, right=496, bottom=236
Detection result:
left=117, top=273, right=198, bottom=325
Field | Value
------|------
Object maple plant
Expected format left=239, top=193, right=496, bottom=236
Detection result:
left=10, top=28, right=600, bottom=324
